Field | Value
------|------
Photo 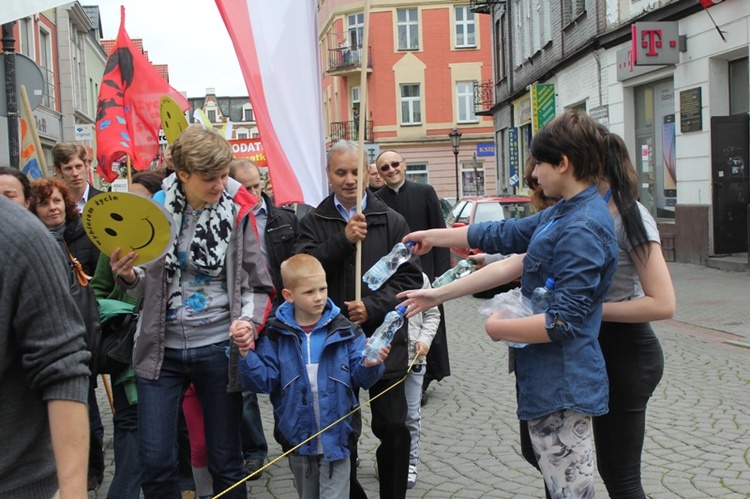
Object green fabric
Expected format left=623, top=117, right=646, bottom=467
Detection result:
left=97, top=299, right=135, bottom=323
left=91, top=254, right=138, bottom=304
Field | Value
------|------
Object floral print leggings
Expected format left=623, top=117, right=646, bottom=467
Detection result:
left=527, top=409, right=596, bottom=499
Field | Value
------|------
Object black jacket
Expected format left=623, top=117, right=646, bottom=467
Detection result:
left=64, top=216, right=100, bottom=277
left=258, top=193, right=298, bottom=308
left=295, top=193, right=422, bottom=378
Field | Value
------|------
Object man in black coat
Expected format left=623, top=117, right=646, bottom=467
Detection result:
left=230, top=158, right=299, bottom=479
left=375, top=150, right=451, bottom=400
left=296, top=140, right=422, bottom=499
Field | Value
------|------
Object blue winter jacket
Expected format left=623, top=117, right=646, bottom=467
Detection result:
left=238, top=299, right=384, bottom=461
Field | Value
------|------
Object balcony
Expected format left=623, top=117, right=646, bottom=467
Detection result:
left=327, top=44, right=372, bottom=76
left=474, top=80, right=494, bottom=115
left=469, top=0, right=505, bottom=14
left=329, top=120, right=373, bottom=144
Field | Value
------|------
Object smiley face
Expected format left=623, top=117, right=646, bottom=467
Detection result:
left=83, top=192, right=176, bottom=266
left=160, top=96, right=189, bottom=145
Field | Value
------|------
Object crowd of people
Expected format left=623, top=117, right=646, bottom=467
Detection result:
left=0, top=110, right=675, bottom=499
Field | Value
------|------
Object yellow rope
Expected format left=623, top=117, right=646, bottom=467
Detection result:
left=214, top=353, right=422, bottom=498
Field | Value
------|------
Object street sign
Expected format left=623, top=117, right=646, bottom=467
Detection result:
left=0, top=53, right=44, bottom=117
left=75, top=124, right=94, bottom=142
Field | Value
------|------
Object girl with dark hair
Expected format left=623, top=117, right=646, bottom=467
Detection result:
left=402, top=110, right=619, bottom=498
left=594, top=131, right=675, bottom=498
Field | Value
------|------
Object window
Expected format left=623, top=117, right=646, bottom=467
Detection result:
left=457, top=81, right=477, bottom=123
left=494, top=16, right=506, bottom=81
left=39, top=27, right=55, bottom=108
left=243, top=108, right=254, bottom=122
left=406, top=163, right=428, bottom=184
left=563, top=0, right=585, bottom=26
left=397, top=8, right=419, bottom=50
left=400, top=84, right=421, bottom=125
left=237, top=131, right=248, bottom=139
left=252, top=132, right=260, bottom=138
left=19, top=18, right=34, bottom=57
left=207, top=110, right=216, bottom=122
left=533, top=0, right=552, bottom=52
left=729, top=58, right=749, bottom=115
left=454, top=6, right=476, bottom=48
left=461, top=164, right=485, bottom=197
left=348, top=13, right=363, bottom=49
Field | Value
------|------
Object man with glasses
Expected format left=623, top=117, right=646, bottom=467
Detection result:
left=374, top=150, right=452, bottom=403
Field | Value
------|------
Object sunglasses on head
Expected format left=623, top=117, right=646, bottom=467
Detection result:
left=379, top=160, right=403, bottom=172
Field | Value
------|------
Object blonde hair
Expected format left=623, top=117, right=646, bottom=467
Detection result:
left=281, top=254, right=326, bottom=289
left=170, top=125, right=233, bottom=177
left=229, top=158, right=259, bottom=178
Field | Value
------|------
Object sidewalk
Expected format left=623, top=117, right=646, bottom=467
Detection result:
left=90, top=262, right=750, bottom=498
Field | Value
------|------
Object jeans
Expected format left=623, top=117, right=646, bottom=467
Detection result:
left=88, top=383, right=105, bottom=478
left=593, top=322, right=664, bottom=499
left=404, top=365, right=425, bottom=467
left=137, top=341, right=246, bottom=499
left=370, top=377, right=410, bottom=499
left=241, top=390, right=268, bottom=461
left=288, top=454, right=350, bottom=499
left=107, top=381, right=142, bottom=499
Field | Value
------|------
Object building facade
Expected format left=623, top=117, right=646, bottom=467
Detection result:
left=318, top=0, right=497, bottom=202
left=485, top=0, right=749, bottom=267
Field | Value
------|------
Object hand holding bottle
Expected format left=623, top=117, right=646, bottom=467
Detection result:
left=363, top=343, right=391, bottom=367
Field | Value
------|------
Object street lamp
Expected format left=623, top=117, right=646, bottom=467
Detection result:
left=449, top=127, right=462, bottom=201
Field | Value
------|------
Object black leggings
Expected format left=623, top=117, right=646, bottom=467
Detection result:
left=519, top=322, right=664, bottom=499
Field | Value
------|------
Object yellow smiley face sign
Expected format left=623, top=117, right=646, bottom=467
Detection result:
left=83, top=192, right=176, bottom=266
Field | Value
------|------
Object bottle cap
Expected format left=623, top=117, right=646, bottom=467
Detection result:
left=404, top=241, right=416, bottom=250
left=545, top=277, right=555, bottom=290
left=395, top=305, right=407, bottom=315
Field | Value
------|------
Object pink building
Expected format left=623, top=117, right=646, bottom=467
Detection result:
left=318, top=1, right=497, bottom=201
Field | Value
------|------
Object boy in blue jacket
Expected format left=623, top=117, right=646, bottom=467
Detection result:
left=238, top=254, right=389, bottom=498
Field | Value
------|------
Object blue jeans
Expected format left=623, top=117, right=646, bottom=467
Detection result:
left=240, top=390, right=268, bottom=461
left=137, top=341, right=246, bottom=499
left=107, top=381, right=142, bottom=499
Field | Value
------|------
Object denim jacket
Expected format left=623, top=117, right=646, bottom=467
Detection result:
left=468, top=184, right=618, bottom=420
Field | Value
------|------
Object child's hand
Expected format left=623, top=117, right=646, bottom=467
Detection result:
left=363, top=344, right=391, bottom=367
left=230, top=320, right=256, bottom=354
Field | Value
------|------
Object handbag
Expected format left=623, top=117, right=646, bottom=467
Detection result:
left=97, top=298, right=142, bottom=375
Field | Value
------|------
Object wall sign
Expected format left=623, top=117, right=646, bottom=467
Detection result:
left=632, top=22, right=681, bottom=66
left=680, top=88, right=702, bottom=133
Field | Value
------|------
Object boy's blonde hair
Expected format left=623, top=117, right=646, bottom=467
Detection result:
left=170, top=125, right=233, bottom=177
left=280, top=254, right=326, bottom=289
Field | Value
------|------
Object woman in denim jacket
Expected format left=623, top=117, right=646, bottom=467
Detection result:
left=404, top=111, right=619, bottom=498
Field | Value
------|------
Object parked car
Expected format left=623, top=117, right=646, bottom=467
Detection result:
left=445, top=196, right=535, bottom=297
left=439, top=198, right=454, bottom=221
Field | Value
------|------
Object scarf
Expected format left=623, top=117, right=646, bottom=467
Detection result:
left=163, top=176, right=235, bottom=310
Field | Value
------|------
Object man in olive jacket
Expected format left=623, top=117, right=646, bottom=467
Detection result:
left=296, top=140, right=422, bottom=499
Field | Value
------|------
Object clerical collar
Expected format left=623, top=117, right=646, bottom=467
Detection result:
left=387, top=180, right=406, bottom=194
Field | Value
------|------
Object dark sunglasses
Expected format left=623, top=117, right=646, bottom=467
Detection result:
left=379, top=160, right=403, bottom=172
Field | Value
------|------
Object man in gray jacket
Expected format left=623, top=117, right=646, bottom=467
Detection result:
left=0, top=196, right=91, bottom=498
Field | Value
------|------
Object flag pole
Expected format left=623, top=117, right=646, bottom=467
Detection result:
left=354, top=0, right=372, bottom=302
left=126, top=155, right=132, bottom=190
left=19, top=84, right=50, bottom=178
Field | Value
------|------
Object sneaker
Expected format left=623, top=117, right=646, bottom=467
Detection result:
left=244, top=457, right=264, bottom=480
left=407, top=465, right=417, bottom=489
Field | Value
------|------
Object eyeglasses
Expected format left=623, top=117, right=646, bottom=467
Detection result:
left=379, top=160, right=403, bottom=172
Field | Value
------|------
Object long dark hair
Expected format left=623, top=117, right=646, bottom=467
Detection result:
left=601, top=129, right=650, bottom=263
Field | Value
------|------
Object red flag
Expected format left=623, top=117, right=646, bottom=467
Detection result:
left=699, top=0, right=724, bottom=7
left=95, top=7, right=188, bottom=182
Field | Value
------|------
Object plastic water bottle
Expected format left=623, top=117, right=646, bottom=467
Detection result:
left=531, top=277, right=555, bottom=314
left=432, top=258, right=475, bottom=288
left=501, top=277, right=555, bottom=349
left=362, top=305, right=407, bottom=362
left=362, top=242, right=416, bottom=291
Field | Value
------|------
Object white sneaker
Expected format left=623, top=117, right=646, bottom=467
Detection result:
left=407, top=465, right=417, bottom=489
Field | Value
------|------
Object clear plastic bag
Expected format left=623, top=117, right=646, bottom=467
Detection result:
left=478, top=287, right=533, bottom=319
left=478, top=288, right=533, bottom=348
